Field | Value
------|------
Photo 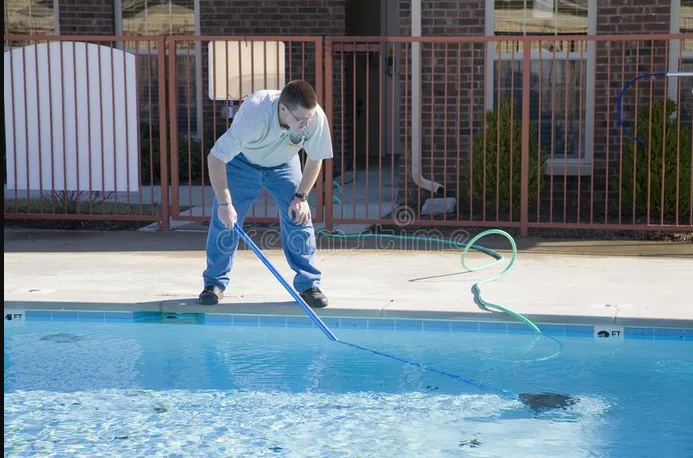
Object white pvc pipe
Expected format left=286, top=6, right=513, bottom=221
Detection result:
left=411, top=0, right=443, bottom=195
left=666, top=71, right=693, bottom=77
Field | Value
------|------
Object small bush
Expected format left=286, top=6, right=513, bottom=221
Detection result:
left=471, top=99, right=547, bottom=216
left=621, top=99, right=692, bottom=220
left=139, top=122, right=208, bottom=186
left=4, top=190, right=163, bottom=230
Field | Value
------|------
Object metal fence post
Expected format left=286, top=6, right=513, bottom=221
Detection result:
left=323, top=38, right=334, bottom=232
left=520, top=39, right=531, bottom=237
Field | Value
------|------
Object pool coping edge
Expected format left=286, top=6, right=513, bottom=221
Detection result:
left=4, top=299, right=693, bottom=330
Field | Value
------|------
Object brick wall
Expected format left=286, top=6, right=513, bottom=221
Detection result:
left=58, top=0, right=116, bottom=35
left=200, top=0, right=345, bottom=36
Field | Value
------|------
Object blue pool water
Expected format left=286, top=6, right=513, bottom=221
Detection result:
left=4, top=314, right=693, bottom=458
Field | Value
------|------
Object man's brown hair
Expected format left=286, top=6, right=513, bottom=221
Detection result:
left=279, top=80, right=317, bottom=111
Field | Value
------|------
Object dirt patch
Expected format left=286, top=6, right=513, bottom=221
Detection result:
left=4, top=194, right=190, bottom=231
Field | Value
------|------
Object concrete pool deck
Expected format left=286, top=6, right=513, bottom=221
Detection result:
left=4, top=228, right=693, bottom=328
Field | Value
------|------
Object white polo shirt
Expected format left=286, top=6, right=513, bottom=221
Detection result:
left=210, top=89, right=334, bottom=168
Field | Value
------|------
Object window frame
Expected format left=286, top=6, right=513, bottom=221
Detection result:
left=484, top=0, right=597, bottom=176
left=113, top=0, right=202, bottom=139
left=4, top=0, right=61, bottom=36
left=667, top=0, right=693, bottom=117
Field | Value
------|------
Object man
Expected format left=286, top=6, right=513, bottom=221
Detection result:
left=199, top=80, right=333, bottom=308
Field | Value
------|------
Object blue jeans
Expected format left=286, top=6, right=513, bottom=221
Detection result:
left=202, top=153, right=321, bottom=292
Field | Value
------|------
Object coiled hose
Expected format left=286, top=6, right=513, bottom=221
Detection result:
left=315, top=226, right=564, bottom=363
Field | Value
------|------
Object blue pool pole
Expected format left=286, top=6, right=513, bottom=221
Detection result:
left=232, top=224, right=571, bottom=404
left=233, top=222, right=339, bottom=342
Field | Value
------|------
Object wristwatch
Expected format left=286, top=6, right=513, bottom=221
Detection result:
left=294, top=192, right=308, bottom=202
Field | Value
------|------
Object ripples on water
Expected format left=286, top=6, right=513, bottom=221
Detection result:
left=4, top=321, right=692, bottom=457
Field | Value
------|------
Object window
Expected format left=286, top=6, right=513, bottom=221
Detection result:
left=116, top=0, right=201, bottom=137
left=485, top=0, right=596, bottom=174
left=4, top=0, right=58, bottom=45
left=668, top=0, right=693, bottom=125
left=121, top=0, right=195, bottom=37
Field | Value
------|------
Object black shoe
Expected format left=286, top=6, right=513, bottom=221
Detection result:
left=300, top=286, right=329, bottom=308
left=198, top=285, right=224, bottom=305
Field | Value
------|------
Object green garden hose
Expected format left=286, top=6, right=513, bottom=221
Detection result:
left=316, top=225, right=564, bottom=363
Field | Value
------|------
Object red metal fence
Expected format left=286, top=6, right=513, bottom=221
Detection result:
left=4, top=33, right=692, bottom=235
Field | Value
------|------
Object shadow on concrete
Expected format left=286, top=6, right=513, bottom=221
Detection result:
left=5, top=227, right=691, bottom=258
left=4, top=229, right=208, bottom=254
left=4, top=227, right=526, bottom=255
left=407, top=271, right=473, bottom=283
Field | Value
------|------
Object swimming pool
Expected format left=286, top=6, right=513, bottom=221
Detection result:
left=4, top=310, right=692, bottom=458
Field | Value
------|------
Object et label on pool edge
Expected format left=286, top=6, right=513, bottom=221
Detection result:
left=593, top=325, right=624, bottom=340
left=4, top=309, right=25, bottom=326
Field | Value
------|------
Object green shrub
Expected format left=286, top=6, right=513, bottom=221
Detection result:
left=621, top=99, right=692, bottom=220
left=139, top=122, right=207, bottom=186
left=471, top=99, right=547, bottom=216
